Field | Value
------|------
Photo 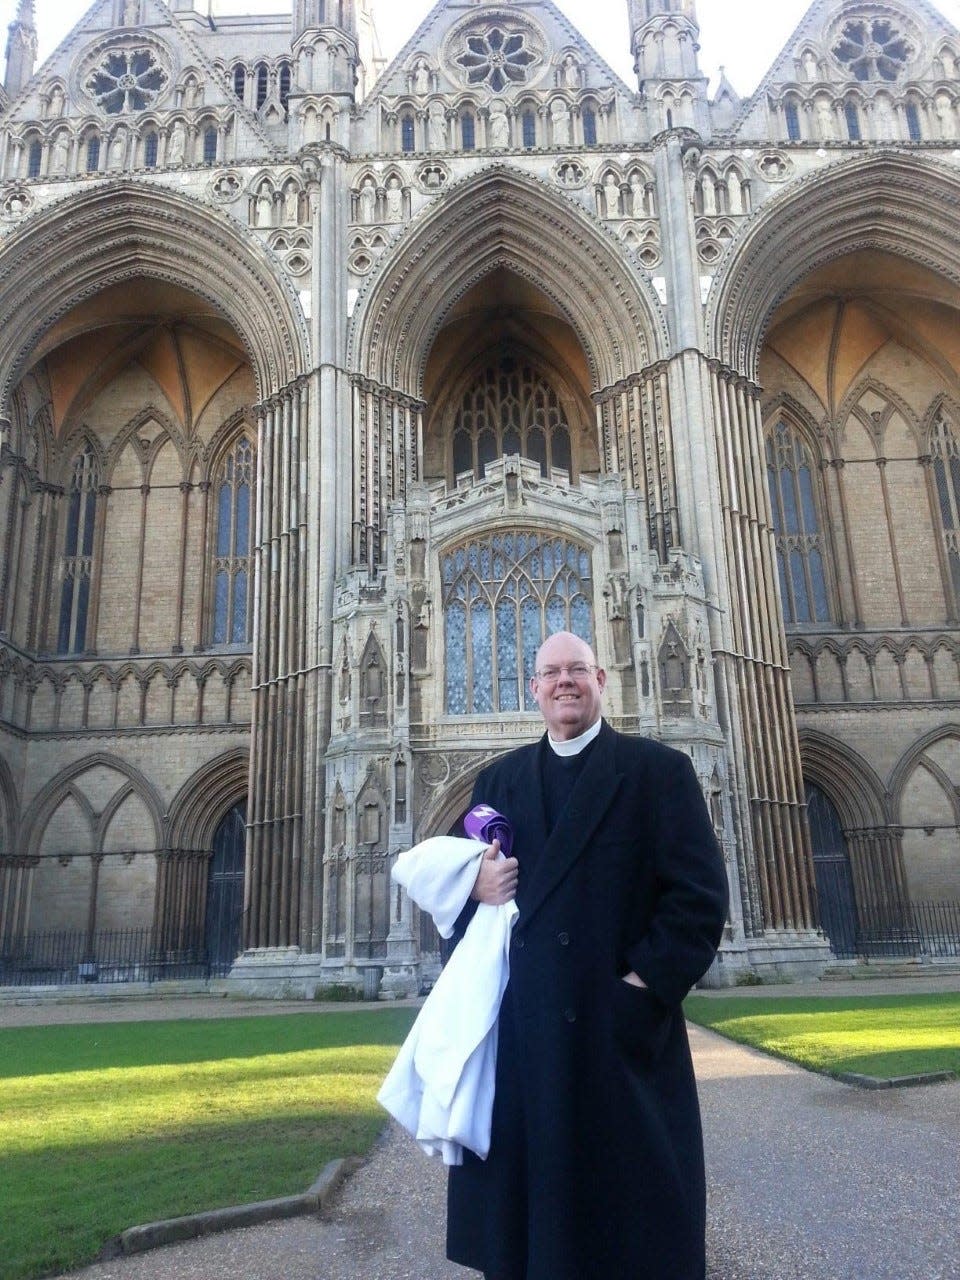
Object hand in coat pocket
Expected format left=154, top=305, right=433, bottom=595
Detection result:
left=610, top=975, right=672, bottom=1065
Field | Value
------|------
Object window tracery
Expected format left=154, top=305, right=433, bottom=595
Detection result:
left=450, top=357, right=574, bottom=484
left=455, top=26, right=537, bottom=93
left=765, top=421, right=831, bottom=626
left=442, top=531, right=593, bottom=715
left=212, top=436, right=255, bottom=646
left=832, top=17, right=913, bottom=82
left=85, top=47, right=169, bottom=114
left=931, top=412, right=960, bottom=604
left=57, top=445, right=99, bottom=655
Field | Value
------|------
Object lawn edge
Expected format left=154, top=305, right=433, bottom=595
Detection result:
left=97, top=1155, right=362, bottom=1260
left=832, top=1069, right=955, bottom=1090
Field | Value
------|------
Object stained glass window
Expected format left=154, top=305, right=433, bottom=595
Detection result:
left=785, top=101, right=801, bottom=141
left=233, top=65, right=245, bottom=102
left=85, top=48, right=169, bottom=114
left=85, top=135, right=100, bottom=171
left=212, top=436, right=256, bottom=645
left=451, top=355, right=575, bottom=483
left=279, top=62, right=291, bottom=115
left=905, top=102, right=922, bottom=141
left=461, top=112, right=476, bottom=151
left=931, top=413, right=960, bottom=604
left=522, top=110, right=536, bottom=148
left=401, top=114, right=415, bottom=152
left=256, top=63, right=269, bottom=109
left=57, top=445, right=99, bottom=655
left=583, top=107, right=597, bottom=145
left=844, top=101, right=861, bottom=139
left=27, top=141, right=42, bottom=178
left=143, top=132, right=158, bottom=167
left=442, top=530, right=593, bottom=714
left=203, top=126, right=217, bottom=163
left=766, top=421, right=831, bottom=626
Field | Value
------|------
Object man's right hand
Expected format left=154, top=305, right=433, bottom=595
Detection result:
left=470, top=839, right=519, bottom=905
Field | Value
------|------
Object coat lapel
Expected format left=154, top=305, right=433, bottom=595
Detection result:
left=518, top=721, right=624, bottom=927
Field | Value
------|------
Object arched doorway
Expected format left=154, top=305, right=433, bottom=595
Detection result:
left=205, top=802, right=246, bottom=975
left=805, top=783, right=857, bottom=957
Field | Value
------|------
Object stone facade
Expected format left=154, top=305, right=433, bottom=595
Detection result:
left=0, top=0, right=958, bottom=994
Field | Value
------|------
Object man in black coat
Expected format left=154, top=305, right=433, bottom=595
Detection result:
left=446, top=631, right=728, bottom=1280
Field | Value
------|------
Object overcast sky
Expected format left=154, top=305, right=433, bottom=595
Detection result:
left=5, top=0, right=960, bottom=97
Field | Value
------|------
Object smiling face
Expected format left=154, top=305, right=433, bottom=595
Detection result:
left=530, top=631, right=606, bottom=742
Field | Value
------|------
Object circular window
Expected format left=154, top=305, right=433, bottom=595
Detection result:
left=78, top=38, right=172, bottom=115
left=444, top=11, right=547, bottom=94
left=832, top=15, right=915, bottom=81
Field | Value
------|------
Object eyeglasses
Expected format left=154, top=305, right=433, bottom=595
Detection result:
left=533, top=663, right=598, bottom=682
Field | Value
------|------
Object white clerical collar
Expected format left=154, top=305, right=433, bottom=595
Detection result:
left=547, top=717, right=602, bottom=757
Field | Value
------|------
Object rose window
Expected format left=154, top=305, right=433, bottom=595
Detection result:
left=456, top=27, right=536, bottom=91
left=832, top=18, right=913, bottom=81
left=85, top=48, right=169, bottom=113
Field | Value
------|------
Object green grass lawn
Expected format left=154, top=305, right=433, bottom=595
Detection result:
left=0, top=1008, right=417, bottom=1280
left=684, top=991, right=960, bottom=1081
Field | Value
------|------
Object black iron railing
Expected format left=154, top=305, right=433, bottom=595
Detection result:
left=827, top=899, right=960, bottom=961
left=0, top=927, right=234, bottom=987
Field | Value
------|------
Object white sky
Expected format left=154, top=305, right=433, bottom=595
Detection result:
left=5, top=0, right=960, bottom=97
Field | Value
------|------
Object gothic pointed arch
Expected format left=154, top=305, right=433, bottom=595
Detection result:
left=0, top=181, right=310, bottom=407
left=710, top=155, right=960, bottom=380
left=348, top=166, right=668, bottom=395
left=166, top=748, right=249, bottom=852
left=798, top=729, right=889, bottom=830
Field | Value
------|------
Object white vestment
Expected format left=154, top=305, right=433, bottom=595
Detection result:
left=377, top=836, right=517, bottom=1166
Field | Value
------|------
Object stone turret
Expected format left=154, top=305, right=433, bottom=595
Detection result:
left=4, top=0, right=37, bottom=98
left=627, top=0, right=710, bottom=135
left=292, top=0, right=360, bottom=98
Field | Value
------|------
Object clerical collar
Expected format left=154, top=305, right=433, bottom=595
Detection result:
left=547, top=717, right=602, bottom=757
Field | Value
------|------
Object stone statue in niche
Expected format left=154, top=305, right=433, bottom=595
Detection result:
left=332, top=794, right=346, bottom=847
left=284, top=183, right=300, bottom=224
left=561, top=54, right=581, bottom=89
left=873, top=96, right=896, bottom=138
left=358, top=176, right=377, bottom=223
left=256, top=183, right=274, bottom=227
left=815, top=99, right=836, bottom=140
left=935, top=92, right=957, bottom=140
left=629, top=172, right=645, bottom=217
left=801, top=49, right=818, bottom=81
left=51, top=133, right=69, bottom=175
left=412, top=59, right=431, bottom=96
left=489, top=102, right=509, bottom=149
left=550, top=98, right=571, bottom=145
left=109, top=129, right=126, bottom=169
left=385, top=176, right=404, bottom=222
left=48, top=84, right=65, bottom=118
left=122, top=0, right=139, bottom=26
left=428, top=101, right=447, bottom=151
left=167, top=121, right=186, bottom=165
left=601, top=172, right=621, bottom=218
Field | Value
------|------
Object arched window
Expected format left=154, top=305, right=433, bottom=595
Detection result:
left=57, top=444, right=99, bottom=655
left=582, top=106, right=597, bottom=145
left=931, top=412, right=960, bottom=604
left=203, top=126, right=218, bottom=163
left=522, top=109, right=536, bottom=148
left=442, top=531, right=593, bottom=714
left=85, top=134, right=101, bottom=172
left=765, top=421, right=831, bottom=625
left=784, top=101, right=801, bottom=141
left=905, top=101, right=922, bottom=140
left=233, top=65, right=245, bottom=102
left=401, top=113, right=415, bottom=152
left=451, top=356, right=575, bottom=483
left=279, top=62, right=291, bottom=115
left=844, top=101, right=861, bottom=140
left=461, top=111, right=476, bottom=151
left=143, top=131, right=158, bottom=167
left=27, top=140, right=42, bottom=178
left=212, top=436, right=255, bottom=645
left=256, top=63, right=269, bottom=110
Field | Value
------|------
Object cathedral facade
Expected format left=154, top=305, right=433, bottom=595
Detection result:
left=0, top=0, right=958, bottom=994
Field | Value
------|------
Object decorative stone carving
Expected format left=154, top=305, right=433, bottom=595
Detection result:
left=48, top=84, right=65, bottom=118
left=51, top=132, right=70, bottom=175
left=167, top=120, right=186, bottom=165
left=358, top=176, right=377, bottom=222
left=417, top=162, right=449, bottom=192
left=446, top=13, right=545, bottom=93
left=210, top=170, right=242, bottom=202
left=756, top=150, right=793, bottom=182
left=385, top=176, right=404, bottom=223
left=550, top=98, right=571, bottom=145
left=815, top=99, right=836, bottom=141
left=255, top=182, right=274, bottom=227
left=1, top=187, right=30, bottom=221
left=427, top=101, right=447, bottom=151
left=554, top=159, right=586, bottom=188
left=489, top=101, right=509, bottom=150
left=934, top=92, right=957, bottom=140
left=560, top=54, right=581, bottom=90
left=801, top=49, right=819, bottom=82
left=601, top=171, right=621, bottom=218
left=412, top=58, right=431, bottom=96
left=122, top=0, right=140, bottom=26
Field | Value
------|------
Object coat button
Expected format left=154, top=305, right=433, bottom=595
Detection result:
left=563, top=1008, right=576, bottom=1023
left=557, top=932, right=570, bottom=946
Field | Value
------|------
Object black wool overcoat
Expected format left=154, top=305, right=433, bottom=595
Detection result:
left=446, top=721, right=729, bottom=1280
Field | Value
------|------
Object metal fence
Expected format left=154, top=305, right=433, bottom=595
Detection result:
left=0, top=927, right=231, bottom=987
left=827, top=899, right=960, bottom=961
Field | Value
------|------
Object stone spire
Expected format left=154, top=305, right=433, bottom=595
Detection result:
left=4, top=0, right=37, bottom=99
left=627, top=0, right=710, bottom=135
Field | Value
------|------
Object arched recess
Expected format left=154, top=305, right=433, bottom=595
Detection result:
left=166, top=747, right=249, bottom=852
left=0, top=753, right=18, bottom=854
left=710, top=155, right=960, bottom=382
left=0, top=181, right=310, bottom=409
left=348, top=165, right=668, bottom=396
left=798, top=730, right=888, bottom=830
left=888, top=726, right=960, bottom=901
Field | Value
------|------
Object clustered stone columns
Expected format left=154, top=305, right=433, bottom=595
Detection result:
left=710, top=363, right=816, bottom=935
left=154, top=848, right=209, bottom=950
left=244, top=378, right=311, bottom=949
